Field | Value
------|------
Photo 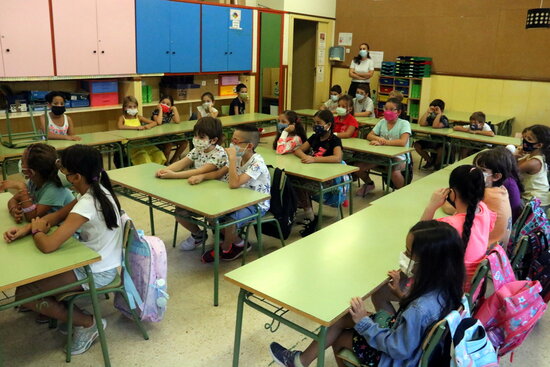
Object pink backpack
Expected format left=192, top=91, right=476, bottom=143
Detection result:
left=115, top=220, right=169, bottom=322
left=474, top=245, right=547, bottom=357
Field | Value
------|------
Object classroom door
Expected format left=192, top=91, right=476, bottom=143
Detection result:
left=291, top=19, right=316, bottom=110
left=258, top=12, right=282, bottom=115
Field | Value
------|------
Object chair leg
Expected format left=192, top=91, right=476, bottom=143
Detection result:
left=118, top=290, right=149, bottom=340
left=241, top=223, right=253, bottom=266
left=273, top=220, right=285, bottom=248
left=65, top=299, right=76, bottom=363
left=172, top=220, right=178, bottom=248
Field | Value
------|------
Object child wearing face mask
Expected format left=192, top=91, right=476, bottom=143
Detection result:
left=229, top=84, right=248, bottom=115
left=151, top=95, right=187, bottom=164
left=414, top=99, right=450, bottom=170
left=39, top=91, right=81, bottom=141
left=356, top=98, right=411, bottom=196
left=352, top=84, right=374, bottom=117
left=453, top=111, right=495, bottom=158
left=156, top=117, right=228, bottom=251
left=270, top=220, right=465, bottom=367
left=515, top=124, right=550, bottom=213
left=273, top=110, right=308, bottom=154
left=294, top=110, right=343, bottom=222
left=201, top=124, right=271, bottom=262
left=118, top=96, right=165, bottom=165
left=333, top=95, right=359, bottom=138
left=197, top=92, right=219, bottom=118
left=422, top=165, right=496, bottom=291
left=320, top=85, right=342, bottom=112
left=1, top=143, right=74, bottom=223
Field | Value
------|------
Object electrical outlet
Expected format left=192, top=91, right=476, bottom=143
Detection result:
left=201, top=80, right=206, bottom=86
left=214, top=79, right=219, bottom=85
left=345, top=48, right=350, bottom=54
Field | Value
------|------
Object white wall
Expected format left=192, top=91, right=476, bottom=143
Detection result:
left=257, top=0, right=336, bottom=18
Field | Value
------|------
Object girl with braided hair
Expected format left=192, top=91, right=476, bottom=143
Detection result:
left=421, top=165, right=496, bottom=291
left=3, top=145, right=123, bottom=356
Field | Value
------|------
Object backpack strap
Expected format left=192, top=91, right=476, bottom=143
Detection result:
left=487, top=245, right=516, bottom=291
left=120, top=224, right=145, bottom=311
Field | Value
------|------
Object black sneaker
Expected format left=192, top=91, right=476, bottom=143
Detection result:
left=221, top=242, right=251, bottom=261
left=299, top=216, right=318, bottom=237
left=422, top=160, right=434, bottom=170
left=269, top=342, right=301, bottom=367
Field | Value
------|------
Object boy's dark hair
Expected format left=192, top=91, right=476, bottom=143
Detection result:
left=45, top=91, right=67, bottom=104
left=25, top=143, right=63, bottom=187
left=356, top=83, right=370, bottom=95
left=523, top=124, right=550, bottom=163
left=330, top=85, right=342, bottom=94
left=470, top=111, right=486, bottom=123
left=235, top=124, right=260, bottom=148
left=201, top=92, right=215, bottom=102
left=272, top=110, right=307, bottom=150
left=314, top=110, right=334, bottom=131
left=387, top=97, right=403, bottom=112
left=474, top=146, right=523, bottom=188
left=401, top=220, right=465, bottom=320
left=236, top=83, right=247, bottom=93
left=60, top=145, right=121, bottom=230
left=338, top=94, right=354, bottom=115
left=193, top=117, right=224, bottom=143
left=159, top=95, right=174, bottom=105
left=430, top=99, right=445, bottom=111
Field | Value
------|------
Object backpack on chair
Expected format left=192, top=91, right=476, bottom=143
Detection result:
left=262, top=167, right=297, bottom=240
left=114, top=219, right=169, bottom=322
left=474, top=245, right=547, bottom=357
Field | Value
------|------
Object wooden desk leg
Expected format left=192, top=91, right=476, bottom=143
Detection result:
left=214, top=219, right=221, bottom=307
left=85, top=265, right=111, bottom=367
left=232, top=289, right=246, bottom=367
left=316, top=326, right=328, bottom=367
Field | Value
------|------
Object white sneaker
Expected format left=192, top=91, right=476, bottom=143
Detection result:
left=179, top=233, right=206, bottom=251
left=70, top=318, right=106, bottom=355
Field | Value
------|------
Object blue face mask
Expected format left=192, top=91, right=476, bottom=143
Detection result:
left=313, top=124, right=326, bottom=135
left=359, top=50, right=368, bottom=58
left=277, top=122, right=289, bottom=131
left=355, top=94, right=365, bottom=101
left=230, top=142, right=246, bottom=157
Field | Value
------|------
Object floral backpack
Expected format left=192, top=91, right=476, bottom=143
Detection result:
left=474, top=245, right=547, bottom=357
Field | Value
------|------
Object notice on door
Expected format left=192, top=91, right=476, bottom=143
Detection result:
left=230, top=9, right=242, bottom=30
left=316, top=66, right=325, bottom=83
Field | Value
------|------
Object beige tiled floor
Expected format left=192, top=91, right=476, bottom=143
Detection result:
left=1, top=146, right=549, bottom=367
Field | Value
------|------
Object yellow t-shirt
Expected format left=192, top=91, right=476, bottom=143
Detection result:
left=123, top=116, right=141, bottom=127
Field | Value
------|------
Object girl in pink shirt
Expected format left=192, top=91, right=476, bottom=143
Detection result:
left=422, top=165, right=496, bottom=291
left=273, top=110, right=307, bottom=154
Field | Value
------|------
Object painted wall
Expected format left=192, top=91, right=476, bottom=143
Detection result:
left=257, top=0, right=336, bottom=18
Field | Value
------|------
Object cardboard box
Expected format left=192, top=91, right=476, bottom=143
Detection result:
left=161, top=87, right=202, bottom=101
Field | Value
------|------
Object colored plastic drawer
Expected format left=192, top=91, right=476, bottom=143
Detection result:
left=90, top=92, right=119, bottom=107
left=394, top=79, right=410, bottom=86
left=82, top=80, right=119, bottom=94
left=70, top=99, right=90, bottom=108
left=379, top=77, right=394, bottom=85
left=380, top=86, right=394, bottom=94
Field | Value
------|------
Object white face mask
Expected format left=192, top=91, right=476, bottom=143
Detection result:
left=330, top=95, right=339, bottom=102
left=335, top=107, right=347, bottom=116
left=399, top=251, right=416, bottom=278
left=202, top=102, right=212, bottom=110
left=193, top=137, right=212, bottom=151
left=126, top=108, right=138, bottom=116
left=57, top=170, right=72, bottom=188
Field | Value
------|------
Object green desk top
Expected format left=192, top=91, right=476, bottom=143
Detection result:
left=294, top=109, right=318, bottom=117
left=449, top=131, right=520, bottom=146
left=218, top=113, right=276, bottom=128
left=225, top=205, right=418, bottom=326
left=0, top=193, right=100, bottom=292
left=108, top=163, right=270, bottom=218
left=256, top=146, right=358, bottom=182
left=0, top=132, right=124, bottom=160
left=410, top=124, right=454, bottom=137
left=342, top=138, right=414, bottom=158
left=355, top=116, right=380, bottom=127
left=111, top=121, right=195, bottom=141
left=446, top=111, right=514, bottom=126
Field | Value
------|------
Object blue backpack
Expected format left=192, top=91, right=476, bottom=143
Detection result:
left=312, top=161, right=350, bottom=208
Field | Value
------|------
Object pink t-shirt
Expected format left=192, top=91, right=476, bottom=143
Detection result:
left=437, top=201, right=497, bottom=290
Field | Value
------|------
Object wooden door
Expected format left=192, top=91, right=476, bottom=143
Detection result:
left=96, top=0, right=136, bottom=75
left=52, top=0, right=99, bottom=76
left=0, top=0, right=54, bottom=77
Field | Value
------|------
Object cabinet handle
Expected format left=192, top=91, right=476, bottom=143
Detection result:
left=6, top=48, right=10, bottom=52
left=229, top=52, right=233, bottom=55
left=172, top=51, right=175, bottom=55
left=101, top=51, right=105, bottom=54
left=93, top=50, right=97, bottom=54
left=166, top=51, right=170, bottom=54
left=224, top=51, right=228, bottom=55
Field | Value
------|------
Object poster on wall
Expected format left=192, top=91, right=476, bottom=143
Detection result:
left=319, top=32, right=327, bottom=49
left=317, top=49, right=326, bottom=66
left=338, top=32, right=353, bottom=46
left=316, top=66, right=325, bottom=83
left=369, top=51, right=384, bottom=69
left=230, top=9, right=242, bottom=30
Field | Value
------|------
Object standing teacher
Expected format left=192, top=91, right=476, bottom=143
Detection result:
left=348, top=43, right=374, bottom=97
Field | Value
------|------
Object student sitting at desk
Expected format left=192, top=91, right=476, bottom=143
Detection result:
left=515, top=124, right=550, bottom=214
left=201, top=124, right=271, bottom=262
left=270, top=220, right=465, bottom=367
left=229, top=84, right=248, bottom=115
left=117, top=96, right=166, bottom=166
left=334, top=95, right=359, bottom=138
left=294, top=110, right=343, bottom=223
left=319, top=84, right=342, bottom=113
left=156, top=117, right=228, bottom=251
left=273, top=110, right=307, bottom=155
left=151, top=95, right=187, bottom=165
left=4, top=145, right=123, bottom=356
left=356, top=98, right=411, bottom=196
left=353, top=84, right=374, bottom=117
left=414, top=99, right=450, bottom=170
left=453, top=111, right=495, bottom=158
left=39, top=91, right=81, bottom=141
left=1, top=143, right=74, bottom=223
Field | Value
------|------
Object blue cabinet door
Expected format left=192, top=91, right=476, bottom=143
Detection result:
left=136, top=0, right=170, bottom=73
left=201, top=5, right=229, bottom=72
left=169, top=1, right=200, bottom=73
left=227, top=8, right=253, bottom=71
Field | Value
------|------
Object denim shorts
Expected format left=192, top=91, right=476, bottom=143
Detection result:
left=223, top=205, right=265, bottom=229
left=73, top=267, right=118, bottom=290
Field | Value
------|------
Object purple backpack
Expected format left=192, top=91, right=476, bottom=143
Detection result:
left=115, top=220, right=169, bottom=322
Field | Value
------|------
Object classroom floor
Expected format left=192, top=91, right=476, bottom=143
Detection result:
left=1, top=141, right=549, bottom=367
